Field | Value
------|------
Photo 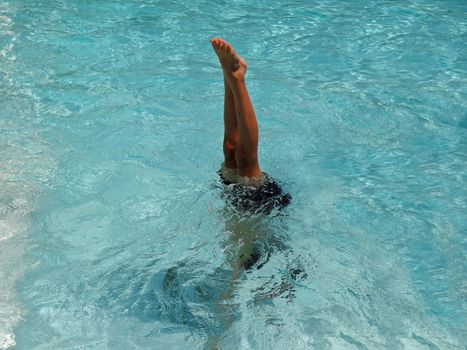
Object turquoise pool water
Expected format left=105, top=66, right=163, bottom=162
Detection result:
left=1, top=0, right=466, bottom=349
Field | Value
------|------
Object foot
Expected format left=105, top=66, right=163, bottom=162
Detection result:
left=210, top=37, right=247, bottom=85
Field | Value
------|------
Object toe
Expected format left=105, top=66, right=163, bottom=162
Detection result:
left=212, top=39, right=221, bottom=49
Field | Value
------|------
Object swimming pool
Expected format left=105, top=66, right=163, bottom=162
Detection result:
left=1, top=0, right=466, bottom=348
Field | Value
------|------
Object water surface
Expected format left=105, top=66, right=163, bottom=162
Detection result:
left=0, top=0, right=466, bottom=349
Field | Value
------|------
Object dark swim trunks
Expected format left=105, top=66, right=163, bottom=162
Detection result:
left=218, top=170, right=291, bottom=214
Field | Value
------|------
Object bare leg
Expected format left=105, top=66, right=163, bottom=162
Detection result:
left=223, top=75, right=239, bottom=169
left=211, top=38, right=262, bottom=179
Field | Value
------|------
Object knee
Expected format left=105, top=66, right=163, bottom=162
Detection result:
left=223, top=139, right=237, bottom=160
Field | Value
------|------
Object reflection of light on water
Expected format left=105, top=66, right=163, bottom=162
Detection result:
left=0, top=131, right=55, bottom=349
left=0, top=129, right=56, bottom=349
left=0, top=0, right=464, bottom=347
left=0, top=5, right=20, bottom=348
left=0, top=4, right=55, bottom=346
left=0, top=194, right=28, bottom=350
left=0, top=6, right=16, bottom=60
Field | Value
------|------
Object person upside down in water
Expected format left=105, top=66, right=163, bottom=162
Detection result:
left=207, top=39, right=299, bottom=349
left=211, top=37, right=291, bottom=213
